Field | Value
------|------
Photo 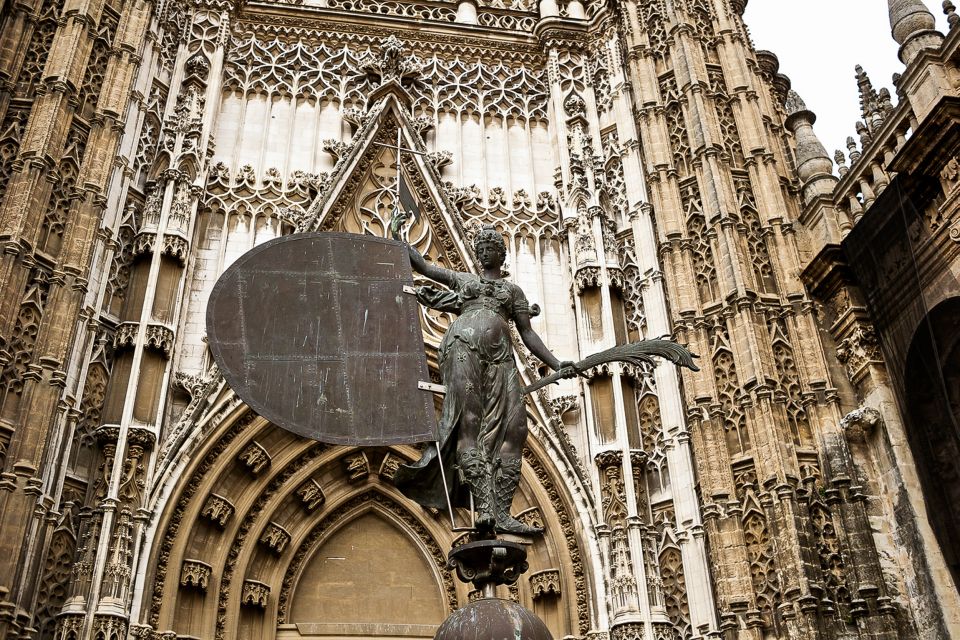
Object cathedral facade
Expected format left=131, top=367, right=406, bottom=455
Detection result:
left=0, top=0, right=958, bottom=638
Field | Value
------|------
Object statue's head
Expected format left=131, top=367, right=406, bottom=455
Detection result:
left=473, top=224, right=507, bottom=267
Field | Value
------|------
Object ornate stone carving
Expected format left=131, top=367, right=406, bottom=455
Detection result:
left=174, top=364, right=220, bottom=403
left=835, top=324, right=882, bottom=382
left=145, top=324, right=175, bottom=356
left=940, top=156, right=960, bottom=195
left=238, top=441, right=271, bottom=475
left=241, top=579, right=270, bottom=608
left=426, top=150, right=453, bottom=169
left=342, top=451, right=370, bottom=482
left=322, top=138, right=353, bottom=160
left=611, top=622, right=644, bottom=640
left=113, top=321, right=138, bottom=351
left=180, top=559, right=212, bottom=591
left=296, top=478, right=326, bottom=511
left=358, top=35, right=425, bottom=86
left=378, top=452, right=403, bottom=480
left=259, top=522, right=291, bottom=554
left=549, top=394, right=579, bottom=417
left=516, top=507, right=544, bottom=531
left=201, top=493, right=235, bottom=528
left=529, top=568, right=561, bottom=599
left=840, top=406, right=883, bottom=443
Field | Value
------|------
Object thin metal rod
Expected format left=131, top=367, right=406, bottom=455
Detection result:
left=436, top=441, right=458, bottom=530
left=394, top=127, right=402, bottom=214
left=374, top=141, right=429, bottom=155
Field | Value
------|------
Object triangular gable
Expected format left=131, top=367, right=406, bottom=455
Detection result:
left=301, top=88, right=474, bottom=275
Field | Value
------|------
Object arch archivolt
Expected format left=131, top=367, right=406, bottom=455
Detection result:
left=138, top=393, right=599, bottom=639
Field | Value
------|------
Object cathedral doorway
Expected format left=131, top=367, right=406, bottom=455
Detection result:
left=903, top=296, right=960, bottom=593
left=278, top=510, right=447, bottom=640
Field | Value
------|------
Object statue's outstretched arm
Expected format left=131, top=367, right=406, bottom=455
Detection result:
left=391, top=211, right=456, bottom=287
left=515, top=311, right=563, bottom=371
left=405, top=243, right=456, bottom=287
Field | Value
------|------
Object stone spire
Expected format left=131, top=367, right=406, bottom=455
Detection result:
left=784, top=90, right=837, bottom=205
left=856, top=65, right=882, bottom=130
left=889, top=0, right=944, bottom=64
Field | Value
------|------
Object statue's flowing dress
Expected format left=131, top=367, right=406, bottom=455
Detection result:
left=394, top=271, right=530, bottom=509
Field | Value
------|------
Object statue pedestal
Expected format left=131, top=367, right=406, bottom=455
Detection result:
left=448, top=539, right=528, bottom=598
left=436, top=538, right=552, bottom=640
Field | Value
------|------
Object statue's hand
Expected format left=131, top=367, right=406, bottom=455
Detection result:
left=556, top=360, right=583, bottom=379
left=390, top=209, right=409, bottom=241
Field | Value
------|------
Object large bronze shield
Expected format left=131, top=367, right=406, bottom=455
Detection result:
left=206, top=232, right=438, bottom=445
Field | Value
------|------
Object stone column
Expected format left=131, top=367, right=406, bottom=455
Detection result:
left=0, top=0, right=144, bottom=635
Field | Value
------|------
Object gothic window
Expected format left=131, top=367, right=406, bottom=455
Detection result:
left=0, top=269, right=50, bottom=421
left=590, top=46, right=613, bottom=115
left=902, top=297, right=960, bottom=593
left=590, top=375, right=617, bottom=444
left=712, top=327, right=750, bottom=457
left=618, top=240, right=646, bottom=341
left=39, top=142, right=81, bottom=258
left=742, top=498, right=780, bottom=630
left=131, top=84, right=167, bottom=191
left=71, top=355, right=111, bottom=477
left=580, top=286, right=605, bottom=342
left=158, top=2, right=188, bottom=73
left=77, top=9, right=120, bottom=122
left=734, top=175, right=777, bottom=293
left=716, top=99, right=744, bottom=167
left=706, top=67, right=745, bottom=167
left=640, top=0, right=668, bottom=62
left=769, top=320, right=812, bottom=445
left=680, top=179, right=719, bottom=304
left=637, top=392, right=662, bottom=454
left=659, top=75, right=691, bottom=176
left=601, top=130, right=629, bottom=227
left=807, top=489, right=848, bottom=607
left=105, top=203, right=141, bottom=318
left=16, top=2, right=62, bottom=98
left=0, top=109, right=26, bottom=204
left=658, top=532, right=691, bottom=639
left=34, top=505, right=79, bottom=640
left=688, top=0, right=715, bottom=41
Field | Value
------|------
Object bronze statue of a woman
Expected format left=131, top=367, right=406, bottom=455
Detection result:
left=391, top=219, right=577, bottom=535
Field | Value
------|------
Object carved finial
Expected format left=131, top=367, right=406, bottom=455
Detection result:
left=856, top=120, right=872, bottom=147
left=784, top=89, right=807, bottom=115
left=784, top=89, right=837, bottom=204
left=889, top=0, right=943, bottom=64
left=855, top=65, right=881, bottom=128
left=878, top=87, right=894, bottom=114
left=945, top=0, right=960, bottom=28
left=358, top=36, right=424, bottom=87
left=835, top=150, right=849, bottom=177
left=846, top=136, right=862, bottom=164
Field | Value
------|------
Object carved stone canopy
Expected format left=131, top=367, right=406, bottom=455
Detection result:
left=358, top=36, right=424, bottom=89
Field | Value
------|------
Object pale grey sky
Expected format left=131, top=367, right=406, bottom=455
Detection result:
left=744, top=0, right=948, bottom=163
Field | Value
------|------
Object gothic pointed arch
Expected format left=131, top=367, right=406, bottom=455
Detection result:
left=136, top=379, right=599, bottom=640
left=902, top=296, right=960, bottom=594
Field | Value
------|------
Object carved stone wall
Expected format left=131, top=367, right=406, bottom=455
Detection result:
left=0, top=1, right=957, bottom=640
